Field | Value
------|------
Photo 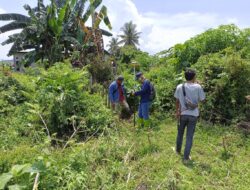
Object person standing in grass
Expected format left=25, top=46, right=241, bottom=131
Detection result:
left=132, top=72, right=154, bottom=128
left=174, top=69, right=205, bottom=163
left=109, top=75, right=130, bottom=113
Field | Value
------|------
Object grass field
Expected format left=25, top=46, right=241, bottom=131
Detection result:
left=1, top=118, right=249, bottom=189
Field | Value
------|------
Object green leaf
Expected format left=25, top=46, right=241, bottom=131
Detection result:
left=100, top=29, right=112, bottom=37
left=70, top=0, right=77, bottom=10
left=62, top=36, right=81, bottom=48
left=0, top=21, right=28, bottom=34
left=58, top=0, right=69, bottom=25
left=0, top=173, right=13, bottom=189
left=8, top=185, right=26, bottom=190
left=103, top=16, right=112, bottom=30
left=82, top=0, right=102, bottom=22
left=10, top=164, right=32, bottom=177
left=29, top=160, right=47, bottom=174
left=0, top=14, right=30, bottom=22
left=92, top=5, right=112, bottom=30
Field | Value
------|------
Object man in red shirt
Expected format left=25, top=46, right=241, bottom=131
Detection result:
left=109, top=76, right=130, bottom=113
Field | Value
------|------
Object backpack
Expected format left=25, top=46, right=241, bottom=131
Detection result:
left=182, top=83, right=198, bottom=110
left=149, top=82, right=156, bottom=101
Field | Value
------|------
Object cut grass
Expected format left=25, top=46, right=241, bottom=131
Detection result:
left=0, top=119, right=249, bottom=189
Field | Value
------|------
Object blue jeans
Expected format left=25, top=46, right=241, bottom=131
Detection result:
left=176, top=115, right=197, bottom=160
left=138, top=102, right=151, bottom=120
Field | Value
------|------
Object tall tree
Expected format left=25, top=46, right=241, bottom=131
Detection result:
left=119, top=21, right=141, bottom=47
left=107, top=37, right=120, bottom=56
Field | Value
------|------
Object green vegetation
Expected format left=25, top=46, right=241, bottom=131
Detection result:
left=0, top=0, right=250, bottom=188
left=116, top=24, right=250, bottom=123
left=0, top=0, right=112, bottom=66
left=1, top=119, right=249, bottom=189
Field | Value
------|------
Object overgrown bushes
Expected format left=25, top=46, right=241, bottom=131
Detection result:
left=193, top=49, right=250, bottom=123
left=0, top=62, right=112, bottom=150
left=142, top=25, right=250, bottom=123
left=1, top=24, right=250, bottom=189
left=31, top=63, right=112, bottom=141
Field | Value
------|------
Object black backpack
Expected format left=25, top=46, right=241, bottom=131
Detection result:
left=149, top=82, right=156, bottom=101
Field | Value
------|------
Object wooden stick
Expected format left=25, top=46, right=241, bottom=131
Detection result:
left=32, top=172, right=40, bottom=190
left=124, top=144, right=134, bottom=164
left=126, top=170, right=131, bottom=184
left=63, top=127, right=80, bottom=150
left=38, top=113, right=51, bottom=139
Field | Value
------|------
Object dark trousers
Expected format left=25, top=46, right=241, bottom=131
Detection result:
left=176, top=115, right=198, bottom=160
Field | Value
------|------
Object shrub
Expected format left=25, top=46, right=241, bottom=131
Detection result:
left=193, top=50, right=250, bottom=123
left=147, top=60, right=182, bottom=115
left=29, top=63, right=113, bottom=141
left=87, top=58, right=113, bottom=84
left=0, top=62, right=113, bottom=148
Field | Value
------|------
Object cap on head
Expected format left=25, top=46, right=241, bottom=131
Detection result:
left=136, top=72, right=143, bottom=80
left=116, top=75, right=124, bottom=81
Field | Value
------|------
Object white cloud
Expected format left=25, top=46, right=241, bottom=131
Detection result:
left=0, top=1, right=243, bottom=59
left=102, top=0, right=242, bottom=54
left=0, top=8, right=5, bottom=14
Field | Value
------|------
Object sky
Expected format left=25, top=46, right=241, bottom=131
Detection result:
left=0, top=0, right=250, bottom=60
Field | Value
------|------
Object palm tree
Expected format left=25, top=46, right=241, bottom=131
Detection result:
left=107, top=37, right=120, bottom=56
left=119, top=21, right=141, bottom=47
left=0, top=0, right=112, bottom=66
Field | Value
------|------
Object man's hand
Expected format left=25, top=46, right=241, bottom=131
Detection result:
left=176, top=111, right=181, bottom=119
left=175, top=99, right=181, bottom=119
left=130, top=90, right=135, bottom=96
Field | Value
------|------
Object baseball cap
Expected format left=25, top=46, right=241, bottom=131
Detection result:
left=136, top=72, right=143, bottom=80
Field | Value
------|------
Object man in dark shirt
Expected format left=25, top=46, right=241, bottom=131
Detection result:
left=132, top=72, right=152, bottom=128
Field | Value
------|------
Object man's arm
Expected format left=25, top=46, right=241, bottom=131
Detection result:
left=109, top=84, right=116, bottom=110
left=109, top=84, right=115, bottom=102
left=198, top=86, right=206, bottom=103
left=174, top=85, right=181, bottom=119
left=134, top=81, right=150, bottom=96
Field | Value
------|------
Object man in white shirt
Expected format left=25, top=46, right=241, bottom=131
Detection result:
left=174, top=69, right=205, bottom=162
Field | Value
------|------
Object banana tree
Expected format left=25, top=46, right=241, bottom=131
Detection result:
left=0, top=0, right=112, bottom=66
left=0, top=0, right=51, bottom=64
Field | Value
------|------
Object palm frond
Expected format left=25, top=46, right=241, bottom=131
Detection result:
left=1, top=33, right=19, bottom=45
left=101, top=29, right=112, bottom=37
left=0, top=21, right=28, bottom=34
left=61, top=36, right=81, bottom=49
left=9, top=43, right=35, bottom=56
left=55, top=0, right=68, bottom=8
left=38, top=0, right=46, bottom=10
left=93, top=5, right=112, bottom=30
left=76, top=0, right=87, bottom=17
left=0, top=13, right=30, bottom=22
left=119, top=21, right=140, bottom=47
left=82, top=0, right=102, bottom=23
